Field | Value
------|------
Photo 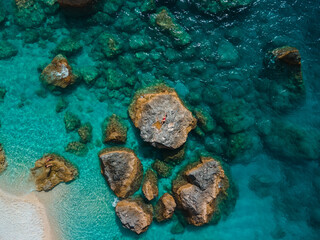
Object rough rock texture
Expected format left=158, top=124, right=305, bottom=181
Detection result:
left=31, top=153, right=78, bottom=191
left=0, top=144, right=7, bottom=173
left=152, top=159, right=172, bottom=178
left=272, top=46, right=301, bottom=66
left=64, top=111, right=81, bottom=132
left=78, top=122, right=93, bottom=143
left=99, top=147, right=143, bottom=198
left=129, top=85, right=197, bottom=149
left=40, top=54, right=75, bottom=89
left=115, top=198, right=153, bottom=234
left=172, top=156, right=229, bottom=226
left=155, top=193, right=176, bottom=222
left=142, top=169, right=158, bottom=201
left=103, top=114, right=127, bottom=143
left=65, top=141, right=88, bottom=156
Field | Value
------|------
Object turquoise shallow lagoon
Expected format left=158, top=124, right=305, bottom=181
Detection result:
left=0, top=0, right=320, bottom=239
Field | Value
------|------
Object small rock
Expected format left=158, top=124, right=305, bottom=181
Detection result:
left=40, top=54, right=76, bottom=90
left=54, top=37, right=82, bottom=57
left=0, top=41, right=18, bottom=60
left=55, top=97, right=68, bottom=113
left=151, top=159, right=173, bottom=178
left=65, top=141, right=88, bottom=156
left=217, top=40, right=239, bottom=68
left=128, top=84, right=197, bottom=149
left=64, top=111, right=81, bottom=132
left=79, top=66, right=100, bottom=86
left=142, top=169, right=158, bottom=201
left=98, top=33, right=123, bottom=58
left=103, top=114, right=127, bottom=144
left=0, top=144, right=7, bottom=173
left=78, top=122, right=93, bottom=143
left=99, top=147, right=143, bottom=198
left=155, top=193, right=176, bottom=222
left=115, top=198, right=153, bottom=234
left=31, top=153, right=78, bottom=191
left=272, top=46, right=301, bottom=66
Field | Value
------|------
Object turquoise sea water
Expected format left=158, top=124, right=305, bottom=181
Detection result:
left=0, top=0, right=320, bottom=239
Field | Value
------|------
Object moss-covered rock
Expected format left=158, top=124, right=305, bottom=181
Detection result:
left=163, top=145, right=185, bottom=165
left=103, top=114, right=127, bottom=144
left=102, top=0, right=124, bottom=15
left=65, top=141, right=88, bottom=156
left=98, top=33, right=123, bottom=58
left=216, top=40, right=239, bottom=68
left=151, top=8, right=191, bottom=46
left=141, top=0, right=156, bottom=13
left=78, top=122, right=93, bottom=143
left=64, top=111, right=81, bottom=132
left=195, top=108, right=216, bottom=133
left=0, top=41, right=18, bottom=60
left=54, top=37, right=82, bottom=57
left=79, top=66, right=100, bottom=86
left=152, top=159, right=173, bottom=178
left=227, top=132, right=253, bottom=160
left=55, top=97, right=68, bottom=113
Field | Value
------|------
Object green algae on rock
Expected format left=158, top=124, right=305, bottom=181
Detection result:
left=54, top=37, right=82, bottom=57
left=129, top=84, right=197, bottom=149
left=103, top=114, right=127, bottom=144
left=78, top=122, right=93, bottom=143
left=0, top=41, right=18, bottom=60
left=195, top=108, right=216, bottom=133
left=41, top=54, right=76, bottom=90
left=152, top=159, right=173, bottom=178
left=0, top=144, right=7, bottom=173
left=142, top=169, right=158, bottom=201
left=150, top=8, right=191, bottom=46
left=155, top=193, right=176, bottom=222
left=31, top=153, right=78, bottom=191
left=172, top=156, right=229, bottom=226
left=115, top=197, right=153, bottom=234
left=97, top=33, right=123, bottom=58
left=192, top=0, right=253, bottom=14
left=64, top=111, right=81, bottom=132
left=78, top=66, right=100, bottom=86
left=99, top=147, right=143, bottom=198
left=216, top=40, right=239, bottom=68
left=66, top=141, right=88, bottom=156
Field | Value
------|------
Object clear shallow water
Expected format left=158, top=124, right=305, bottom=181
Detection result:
left=0, top=0, right=320, bottom=240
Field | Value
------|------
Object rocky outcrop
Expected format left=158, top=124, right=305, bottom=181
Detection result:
left=142, top=169, right=158, bottom=201
left=40, top=54, right=75, bottom=90
left=31, top=153, right=78, bottom=191
left=103, top=114, right=127, bottom=144
left=172, top=156, right=229, bottom=226
left=129, top=85, right=197, bottom=149
left=0, top=144, right=7, bottom=173
left=115, top=198, right=153, bottom=234
left=271, top=46, right=301, bottom=66
left=155, top=193, right=176, bottom=222
left=99, top=147, right=143, bottom=198
left=151, top=8, right=191, bottom=46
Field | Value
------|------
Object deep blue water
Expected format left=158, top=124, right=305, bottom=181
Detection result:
left=0, top=0, right=320, bottom=239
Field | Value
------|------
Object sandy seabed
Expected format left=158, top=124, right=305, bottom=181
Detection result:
left=0, top=188, right=56, bottom=240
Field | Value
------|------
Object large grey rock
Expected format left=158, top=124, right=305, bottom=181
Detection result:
left=99, top=147, right=143, bottom=198
left=115, top=198, right=153, bottom=234
left=129, top=85, right=197, bottom=149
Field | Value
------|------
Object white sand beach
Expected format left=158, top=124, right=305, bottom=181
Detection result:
left=0, top=188, right=56, bottom=240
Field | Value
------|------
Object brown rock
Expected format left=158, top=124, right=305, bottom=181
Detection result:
left=142, top=169, right=158, bottom=201
left=31, top=153, right=78, bottom=191
left=99, top=147, right=143, bottom=198
left=115, top=198, right=153, bottom=234
left=155, top=193, right=176, bottom=222
left=0, top=144, right=7, bottom=173
left=128, top=84, right=197, bottom=149
left=272, top=46, right=301, bottom=66
left=103, top=114, right=127, bottom=144
left=172, top=156, right=229, bottom=226
left=41, top=54, right=75, bottom=89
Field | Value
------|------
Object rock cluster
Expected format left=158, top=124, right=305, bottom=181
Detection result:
left=99, top=147, right=143, bottom=198
left=41, top=54, right=76, bottom=90
left=173, top=156, right=229, bottom=226
left=0, top=144, right=7, bottom=173
left=129, top=85, right=197, bottom=149
left=155, top=193, right=176, bottom=222
left=31, top=153, right=78, bottom=191
left=115, top=198, right=153, bottom=234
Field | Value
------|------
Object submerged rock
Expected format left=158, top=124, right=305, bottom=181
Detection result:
left=128, top=85, right=197, bottom=149
left=195, top=108, right=216, bottom=133
left=142, top=169, right=158, bottom=201
left=0, top=87, right=7, bottom=100
left=103, top=114, right=127, bottom=144
left=65, top=141, right=88, bottom=156
left=152, top=159, right=173, bottom=178
left=78, top=122, right=93, bottom=143
left=55, top=97, right=68, bottom=113
left=115, top=198, right=153, bottom=234
left=31, top=153, right=78, bottom=191
left=54, top=37, right=82, bottom=57
left=271, top=46, right=301, bottom=66
left=0, top=41, right=18, bottom=60
left=155, top=193, right=176, bottom=222
left=58, top=0, right=97, bottom=16
left=41, top=54, right=76, bottom=90
left=99, top=147, right=143, bottom=198
left=97, top=33, right=123, bottom=58
left=0, top=144, right=7, bottom=173
left=192, top=0, right=253, bottom=14
left=151, top=8, right=191, bottom=46
left=217, top=40, right=239, bottom=68
left=64, top=111, right=81, bottom=132
left=172, top=156, right=229, bottom=226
